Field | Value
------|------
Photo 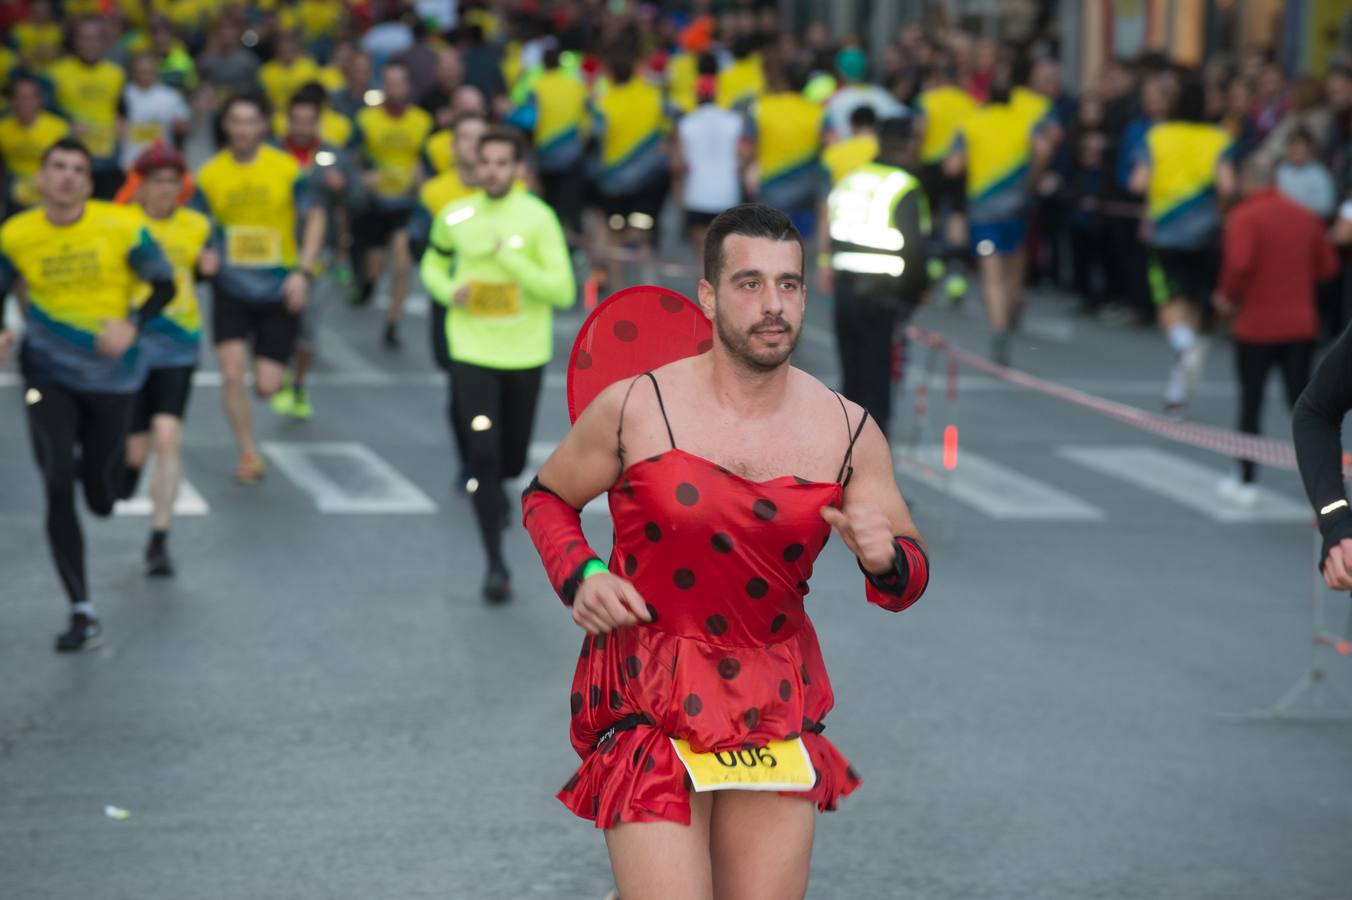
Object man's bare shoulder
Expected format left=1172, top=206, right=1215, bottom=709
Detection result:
left=788, top=365, right=867, bottom=423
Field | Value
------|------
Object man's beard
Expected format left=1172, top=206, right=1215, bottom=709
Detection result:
left=713, top=304, right=798, bottom=373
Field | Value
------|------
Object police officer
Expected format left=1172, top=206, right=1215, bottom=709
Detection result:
left=820, top=117, right=931, bottom=439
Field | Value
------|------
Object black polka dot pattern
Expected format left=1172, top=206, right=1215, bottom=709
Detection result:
left=717, top=657, right=740, bottom=679
left=645, top=603, right=660, bottom=623
left=644, top=522, right=662, bottom=542
left=609, top=689, right=624, bottom=711
left=800, top=663, right=811, bottom=685
left=684, top=693, right=703, bottom=716
left=575, top=351, right=592, bottom=370
left=570, top=692, right=583, bottom=714
left=624, top=656, right=642, bottom=679
left=580, top=637, right=590, bottom=659
left=564, top=772, right=580, bottom=792
left=770, top=614, right=787, bottom=633
left=659, top=293, right=686, bottom=313
left=589, top=685, right=601, bottom=708
left=594, top=633, right=608, bottom=650
left=624, top=554, right=638, bottom=576
left=745, top=577, right=768, bottom=599
left=705, top=614, right=728, bottom=636
left=779, top=679, right=793, bottom=701
left=743, top=707, right=760, bottom=728
left=674, top=568, right=696, bottom=589
left=613, top=320, right=639, bottom=341
left=753, top=499, right=777, bottom=520
left=676, top=483, right=699, bottom=506
left=782, top=543, right=805, bottom=562
left=697, top=338, right=713, bottom=354
left=711, top=532, right=734, bottom=554
left=642, top=755, right=656, bottom=773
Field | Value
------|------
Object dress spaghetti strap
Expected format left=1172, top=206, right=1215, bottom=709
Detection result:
left=833, top=392, right=871, bottom=485
left=618, top=372, right=678, bottom=465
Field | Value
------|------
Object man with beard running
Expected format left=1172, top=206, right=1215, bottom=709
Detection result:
left=522, top=203, right=929, bottom=899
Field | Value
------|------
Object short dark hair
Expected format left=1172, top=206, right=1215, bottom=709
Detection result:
left=6, top=73, right=41, bottom=100
left=849, top=104, right=878, bottom=130
left=289, top=82, right=327, bottom=112
left=609, top=54, right=635, bottom=84
left=221, top=90, right=270, bottom=121
left=876, top=116, right=914, bottom=156
left=41, top=136, right=93, bottom=168
left=1287, top=125, right=1314, bottom=147
left=1172, top=74, right=1207, bottom=122
left=543, top=46, right=561, bottom=69
left=703, top=203, right=803, bottom=284
left=478, top=125, right=522, bottom=161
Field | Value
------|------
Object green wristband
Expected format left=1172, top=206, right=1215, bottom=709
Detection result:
left=581, top=559, right=609, bottom=580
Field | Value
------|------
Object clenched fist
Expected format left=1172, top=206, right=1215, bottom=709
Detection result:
left=821, top=503, right=896, bottom=575
left=572, top=571, right=654, bottom=636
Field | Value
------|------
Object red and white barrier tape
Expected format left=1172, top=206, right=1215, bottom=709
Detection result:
left=905, top=325, right=1302, bottom=471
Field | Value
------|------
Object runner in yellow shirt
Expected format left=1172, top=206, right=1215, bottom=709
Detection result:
left=193, top=93, right=326, bottom=482
left=258, top=32, right=322, bottom=115
left=352, top=60, right=432, bottom=350
left=11, top=0, right=63, bottom=72
left=48, top=19, right=125, bottom=199
left=0, top=74, right=69, bottom=214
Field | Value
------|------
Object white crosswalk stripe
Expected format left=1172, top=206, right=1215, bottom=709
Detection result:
left=113, top=476, right=209, bottom=517
left=896, top=445, right=1106, bottom=520
left=260, top=441, right=438, bottom=514
left=1058, top=445, right=1310, bottom=523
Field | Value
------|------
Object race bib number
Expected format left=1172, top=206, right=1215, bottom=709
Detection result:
left=130, top=121, right=165, bottom=145
left=225, top=226, right=282, bottom=268
left=466, top=281, right=521, bottom=318
left=670, top=738, right=816, bottom=793
left=376, top=166, right=414, bottom=197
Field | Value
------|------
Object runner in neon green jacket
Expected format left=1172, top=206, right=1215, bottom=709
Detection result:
left=419, top=127, right=575, bottom=604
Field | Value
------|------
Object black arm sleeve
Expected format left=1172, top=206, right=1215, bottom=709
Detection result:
left=133, top=278, right=176, bottom=328
left=1292, top=322, right=1352, bottom=563
left=894, top=187, right=932, bottom=300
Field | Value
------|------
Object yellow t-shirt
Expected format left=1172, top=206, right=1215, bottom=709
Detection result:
left=916, top=86, right=978, bottom=164
left=752, top=91, right=824, bottom=184
left=821, top=133, right=879, bottom=186
left=422, top=128, right=455, bottom=174
left=273, top=108, right=354, bottom=150
left=11, top=21, right=63, bottom=70
left=667, top=53, right=699, bottom=114
left=136, top=205, right=211, bottom=347
left=297, top=0, right=343, bottom=40
left=717, top=54, right=764, bottom=110
left=195, top=144, right=308, bottom=296
left=0, top=112, right=70, bottom=206
left=356, top=104, right=433, bottom=200
left=49, top=57, right=125, bottom=160
left=258, top=56, right=323, bottom=115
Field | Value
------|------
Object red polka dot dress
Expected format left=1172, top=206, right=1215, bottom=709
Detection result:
left=558, top=374, right=866, bottom=828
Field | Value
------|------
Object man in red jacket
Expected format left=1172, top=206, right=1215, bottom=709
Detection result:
left=1214, top=155, right=1338, bottom=502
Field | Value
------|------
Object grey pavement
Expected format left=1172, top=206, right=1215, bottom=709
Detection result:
left=2, top=269, right=1351, bottom=899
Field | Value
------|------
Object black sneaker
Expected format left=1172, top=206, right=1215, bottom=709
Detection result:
left=483, top=565, right=511, bottom=604
left=55, top=613, right=102, bottom=653
left=382, top=323, right=402, bottom=351
left=145, top=540, right=175, bottom=578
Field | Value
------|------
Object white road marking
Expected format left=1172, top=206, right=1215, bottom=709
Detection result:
left=1058, top=445, right=1310, bottom=523
left=113, top=476, right=209, bottom=517
left=896, top=445, right=1105, bottom=521
left=260, top=441, right=437, bottom=514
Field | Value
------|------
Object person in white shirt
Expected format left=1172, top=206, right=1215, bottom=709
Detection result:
left=120, top=52, right=191, bottom=170
left=672, top=65, right=744, bottom=257
left=1276, top=127, right=1337, bottom=220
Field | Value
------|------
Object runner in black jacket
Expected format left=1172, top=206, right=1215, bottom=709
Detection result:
left=1293, top=324, right=1352, bottom=588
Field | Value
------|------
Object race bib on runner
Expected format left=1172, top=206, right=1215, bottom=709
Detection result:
left=130, top=121, right=165, bottom=145
left=225, top=226, right=283, bottom=268
left=466, top=281, right=521, bottom=318
left=670, top=737, right=816, bottom=793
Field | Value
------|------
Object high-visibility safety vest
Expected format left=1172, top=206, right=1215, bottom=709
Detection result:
left=826, top=162, right=926, bottom=277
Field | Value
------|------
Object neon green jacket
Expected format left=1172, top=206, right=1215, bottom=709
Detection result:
left=420, top=190, right=575, bottom=369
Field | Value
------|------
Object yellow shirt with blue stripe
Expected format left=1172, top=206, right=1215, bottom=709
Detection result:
left=1142, top=121, right=1233, bottom=249
left=519, top=68, right=589, bottom=173
left=748, top=91, right=825, bottom=211
left=194, top=144, right=315, bottom=302
left=915, top=86, right=977, bottom=164
left=355, top=103, right=433, bottom=209
left=954, top=101, right=1035, bottom=224
left=134, top=206, right=211, bottom=367
left=0, top=201, right=172, bottom=392
left=717, top=54, right=764, bottom=110
left=593, top=78, right=669, bottom=196
left=821, top=133, right=879, bottom=187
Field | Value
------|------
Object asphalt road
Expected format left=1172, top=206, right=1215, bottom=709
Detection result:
left=2, top=268, right=1350, bottom=899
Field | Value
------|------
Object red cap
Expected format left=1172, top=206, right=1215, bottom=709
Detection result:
left=132, top=141, right=187, bottom=176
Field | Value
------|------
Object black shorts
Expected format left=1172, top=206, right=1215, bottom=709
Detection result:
left=211, top=291, right=300, bottom=364
left=541, top=169, right=584, bottom=234
left=601, top=175, right=669, bottom=231
left=684, top=209, right=721, bottom=230
left=130, top=365, right=195, bottom=432
left=1149, top=247, right=1219, bottom=308
left=355, top=207, right=412, bottom=247
left=919, top=162, right=966, bottom=215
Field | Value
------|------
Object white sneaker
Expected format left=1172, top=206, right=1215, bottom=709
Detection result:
left=1217, top=475, right=1259, bottom=506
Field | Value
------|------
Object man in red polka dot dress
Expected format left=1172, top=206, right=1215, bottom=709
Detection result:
left=523, top=203, right=930, bottom=899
